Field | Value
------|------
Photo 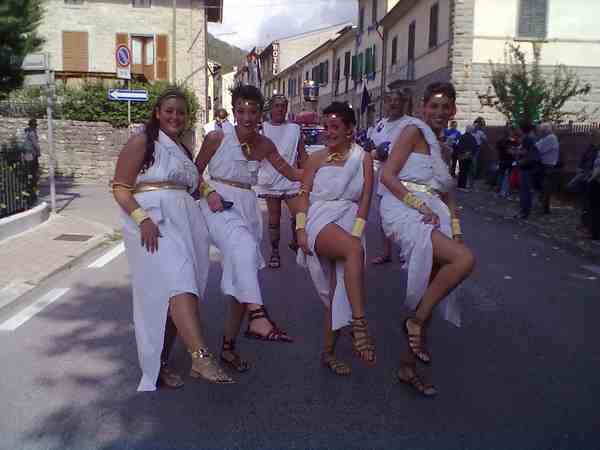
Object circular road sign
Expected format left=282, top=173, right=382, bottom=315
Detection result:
left=116, top=45, right=131, bottom=68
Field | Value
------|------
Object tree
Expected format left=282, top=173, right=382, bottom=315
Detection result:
left=0, top=0, right=45, bottom=98
left=478, top=43, right=592, bottom=124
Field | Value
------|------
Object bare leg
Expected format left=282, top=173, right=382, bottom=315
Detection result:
left=321, top=263, right=350, bottom=375
left=221, top=295, right=251, bottom=372
left=169, top=293, right=233, bottom=383
left=158, top=314, right=183, bottom=388
left=266, top=197, right=282, bottom=268
left=314, top=223, right=375, bottom=364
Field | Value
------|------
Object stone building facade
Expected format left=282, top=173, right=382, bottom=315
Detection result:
left=36, top=0, right=223, bottom=126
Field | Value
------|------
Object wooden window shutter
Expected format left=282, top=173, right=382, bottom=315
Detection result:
left=116, top=33, right=128, bottom=47
left=62, top=31, right=89, bottom=72
left=518, top=0, right=548, bottom=40
left=156, top=34, right=169, bottom=81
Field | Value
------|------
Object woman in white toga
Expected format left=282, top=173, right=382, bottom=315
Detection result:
left=195, top=85, right=302, bottom=374
left=380, top=82, right=475, bottom=396
left=297, top=102, right=375, bottom=375
left=112, top=88, right=233, bottom=391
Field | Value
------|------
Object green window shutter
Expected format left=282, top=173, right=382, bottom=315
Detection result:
left=365, top=48, right=372, bottom=75
left=372, top=45, right=377, bottom=74
left=351, top=55, right=357, bottom=80
left=357, top=53, right=363, bottom=79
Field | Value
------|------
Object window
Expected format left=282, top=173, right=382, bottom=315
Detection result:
left=365, top=47, right=372, bottom=75
left=343, top=51, right=351, bottom=76
left=357, top=53, right=364, bottom=79
left=372, top=0, right=378, bottom=24
left=132, top=0, right=151, bottom=7
left=351, top=54, right=357, bottom=81
left=298, top=74, right=302, bottom=95
left=517, top=0, right=548, bottom=40
left=64, top=0, right=83, bottom=4
left=323, top=60, right=329, bottom=84
left=359, top=7, right=365, bottom=32
left=305, top=71, right=309, bottom=81
left=62, top=31, right=88, bottom=71
left=391, top=36, right=398, bottom=65
left=408, top=21, right=416, bottom=61
left=132, top=35, right=156, bottom=80
left=428, top=2, right=439, bottom=49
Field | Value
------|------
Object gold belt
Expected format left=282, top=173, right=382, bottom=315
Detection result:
left=134, top=182, right=189, bottom=194
left=211, top=177, right=252, bottom=191
left=401, top=180, right=441, bottom=198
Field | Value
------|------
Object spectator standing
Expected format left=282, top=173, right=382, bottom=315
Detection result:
left=586, top=130, right=600, bottom=242
left=455, top=125, right=478, bottom=189
left=514, top=121, right=540, bottom=219
left=571, top=131, right=600, bottom=235
left=470, top=117, right=488, bottom=186
left=535, top=123, right=560, bottom=214
left=23, top=118, right=41, bottom=193
left=495, top=126, right=516, bottom=198
left=444, top=120, right=461, bottom=177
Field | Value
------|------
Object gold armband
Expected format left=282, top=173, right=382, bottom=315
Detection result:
left=110, top=180, right=134, bottom=192
left=199, top=181, right=216, bottom=198
left=403, top=192, right=425, bottom=211
left=351, top=218, right=366, bottom=238
left=130, top=207, right=150, bottom=226
left=295, top=212, right=307, bottom=230
left=451, top=218, right=462, bottom=237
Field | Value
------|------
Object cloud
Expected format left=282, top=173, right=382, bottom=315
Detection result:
left=208, top=0, right=357, bottom=50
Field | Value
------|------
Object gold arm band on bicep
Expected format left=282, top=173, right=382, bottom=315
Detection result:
left=351, top=218, right=366, bottom=238
left=110, top=180, right=134, bottom=192
left=130, top=207, right=150, bottom=226
left=295, top=212, right=307, bottom=230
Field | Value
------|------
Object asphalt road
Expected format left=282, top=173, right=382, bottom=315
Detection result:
left=1, top=185, right=599, bottom=450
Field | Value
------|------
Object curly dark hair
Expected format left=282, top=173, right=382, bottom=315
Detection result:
left=142, top=87, right=188, bottom=171
left=322, top=101, right=356, bottom=127
left=230, top=84, right=265, bottom=110
left=423, top=82, right=456, bottom=104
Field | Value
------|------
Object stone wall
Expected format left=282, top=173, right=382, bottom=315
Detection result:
left=0, top=118, right=128, bottom=182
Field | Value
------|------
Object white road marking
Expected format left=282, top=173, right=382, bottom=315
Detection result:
left=88, top=243, right=125, bottom=268
left=0, top=288, right=70, bottom=331
left=0, top=281, right=33, bottom=311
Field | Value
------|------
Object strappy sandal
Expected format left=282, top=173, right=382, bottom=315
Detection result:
left=397, top=364, right=437, bottom=397
left=244, top=306, right=293, bottom=343
left=220, top=337, right=251, bottom=373
left=350, top=317, right=376, bottom=366
left=404, top=317, right=431, bottom=364
left=371, top=255, right=392, bottom=265
left=321, top=352, right=351, bottom=376
left=157, top=363, right=184, bottom=389
left=188, top=348, right=235, bottom=384
left=268, top=252, right=281, bottom=269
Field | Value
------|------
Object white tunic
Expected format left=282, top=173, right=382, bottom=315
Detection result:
left=204, top=119, right=234, bottom=135
left=121, top=131, right=210, bottom=392
left=297, top=145, right=366, bottom=330
left=379, top=118, right=461, bottom=327
left=199, top=127, right=265, bottom=304
left=255, top=122, right=301, bottom=197
left=371, top=115, right=410, bottom=197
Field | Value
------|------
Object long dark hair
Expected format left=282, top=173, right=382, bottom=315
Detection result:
left=142, top=87, right=188, bottom=171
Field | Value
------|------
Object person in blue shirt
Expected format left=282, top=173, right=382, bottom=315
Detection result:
left=444, top=120, right=461, bottom=177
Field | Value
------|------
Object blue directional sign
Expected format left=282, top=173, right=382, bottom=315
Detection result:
left=107, top=89, right=149, bottom=102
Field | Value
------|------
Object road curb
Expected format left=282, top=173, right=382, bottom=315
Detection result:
left=0, top=202, right=50, bottom=244
left=461, top=198, right=600, bottom=262
left=0, top=233, right=113, bottom=318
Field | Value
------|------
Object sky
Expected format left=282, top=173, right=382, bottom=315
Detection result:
left=207, top=0, right=357, bottom=50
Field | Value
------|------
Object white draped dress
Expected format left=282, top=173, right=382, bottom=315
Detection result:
left=198, top=127, right=265, bottom=305
left=121, top=130, right=210, bottom=392
left=379, top=118, right=461, bottom=327
left=297, top=145, right=366, bottom=330
left=256, top=122, right=301, bottom=198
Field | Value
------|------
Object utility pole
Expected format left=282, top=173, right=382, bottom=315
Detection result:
left=45, top=53, right=56, bottom=214
left=172, top=0, right=177, bottom=83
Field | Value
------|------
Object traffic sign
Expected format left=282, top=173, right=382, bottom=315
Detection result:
left=115, top=44, right=131, bottom=80
left=108, top=89, right=149, bottom=102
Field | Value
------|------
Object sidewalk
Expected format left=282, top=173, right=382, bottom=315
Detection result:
left=459, top=180, right=600, bottom=261
left=0, top=212, right=114, bottom=312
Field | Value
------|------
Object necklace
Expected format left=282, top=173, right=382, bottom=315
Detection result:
left=325, top=146, right=351, bottom=163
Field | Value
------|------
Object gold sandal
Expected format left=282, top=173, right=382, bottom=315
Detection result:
left=321, top=352, right=351, bottom=376
left=350, top=317, right=376, bottom=366
left=188, top=348, right=235, bottom=384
